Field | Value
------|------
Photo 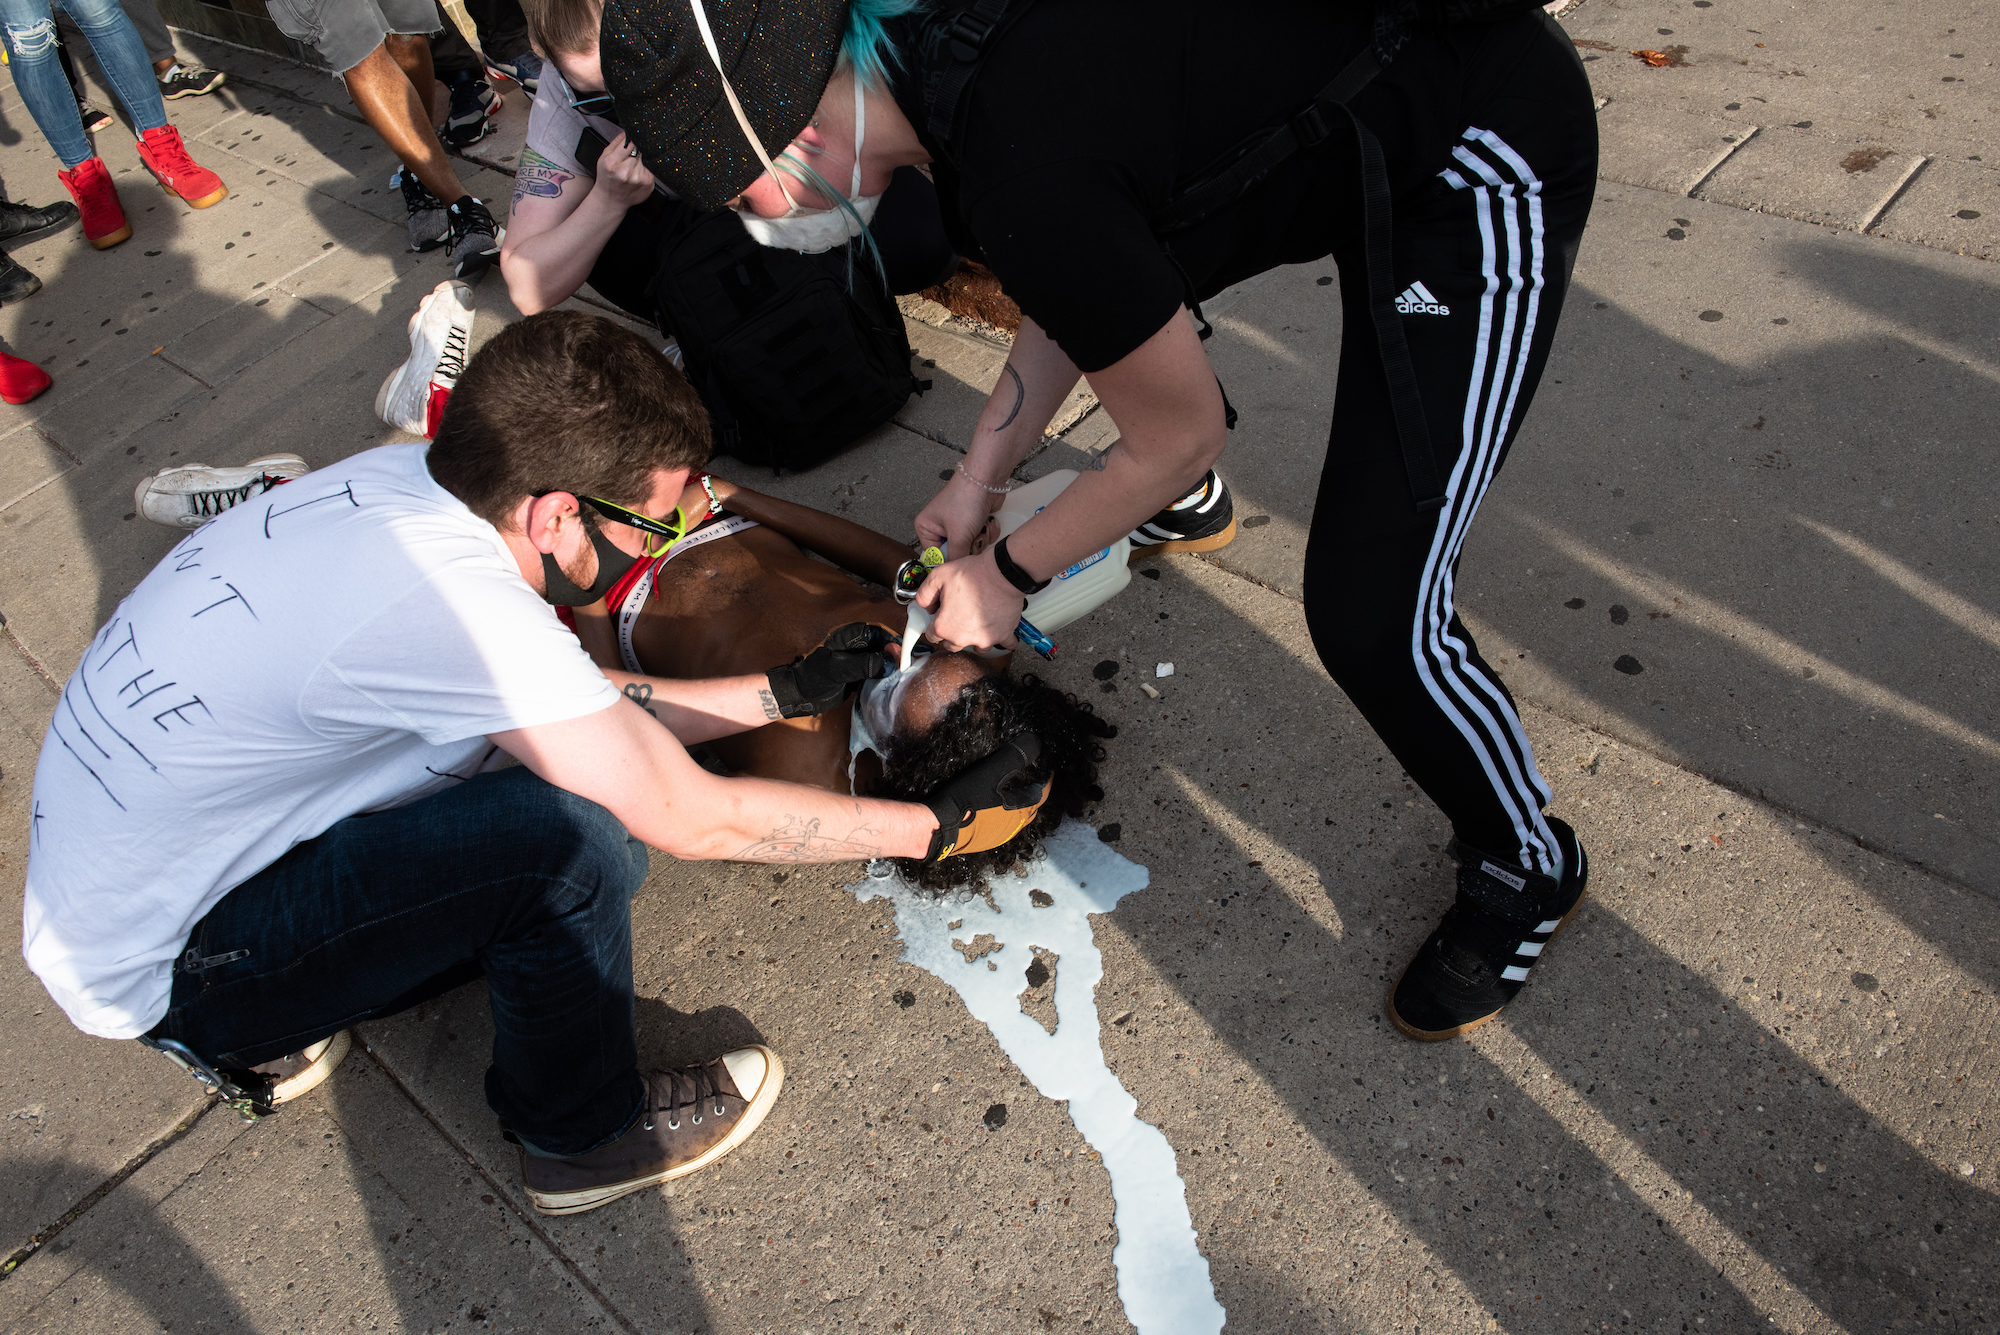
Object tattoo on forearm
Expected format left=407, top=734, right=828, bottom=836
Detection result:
left=733, top=815, right=884, bottom=863
left=995, top=362, right=1025, bottom=431
left=623, top=681, right=659, bottom=721
left=513, top=147, right=575, bottom=205
left=757, top=687, right=782, bottom=721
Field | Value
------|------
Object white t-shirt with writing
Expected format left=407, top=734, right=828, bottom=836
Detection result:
left=23, top=444, right=622, bottom=1040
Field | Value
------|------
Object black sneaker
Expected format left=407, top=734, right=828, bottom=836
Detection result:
left=444, top=195, right=502, bottom=279
left=441, top=73, right=499, bottom=148
left=398, top=169, right=450, bottom=252
left=1388, top=817, right=1590, bottom=1041
left=1127, top=468, right=1237, bottom=558
left=0, top=197, right=78, bottom=243
left=78, top=102, right=115, bottom=133
left=0, top=252, right=42, bottom=302
left=157, top=64, right=226, bottom=99
left=515, top=1047, right=784, bottom=1215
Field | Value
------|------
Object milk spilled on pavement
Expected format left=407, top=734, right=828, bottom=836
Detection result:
left=851, top=820, right=1226, bottom=1335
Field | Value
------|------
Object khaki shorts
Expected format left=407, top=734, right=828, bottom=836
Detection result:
left=266, top=0, right=440, bottom=74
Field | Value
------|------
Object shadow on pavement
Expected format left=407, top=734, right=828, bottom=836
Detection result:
left=0, top=1148, right=252, bottom=1332
left=1078, top=549, right=1996, bottom=1331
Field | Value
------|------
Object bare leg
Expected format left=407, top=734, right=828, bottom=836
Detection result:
left=341, top=38, right=462, bottom=204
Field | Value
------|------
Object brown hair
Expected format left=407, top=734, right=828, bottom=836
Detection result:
left=427, top=310, right=710, bottom=529
left=522, top=0, right=601, bottom=58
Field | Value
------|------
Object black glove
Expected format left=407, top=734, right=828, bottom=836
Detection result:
left=923, top=731, right=1051, bottom=861
left=765, top=623, right=894, bottom=719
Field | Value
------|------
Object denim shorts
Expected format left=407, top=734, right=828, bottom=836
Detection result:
left=265, top=0, right=441, bottom=74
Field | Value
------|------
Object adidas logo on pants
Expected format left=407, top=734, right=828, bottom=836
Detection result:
left=1396, top=280, right=1451, bottom=315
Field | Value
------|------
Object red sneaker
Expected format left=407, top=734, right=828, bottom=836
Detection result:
left=56, top=156, right=132, bottom=249
left=0, top=351, right=51, bottom=405
left=135, top=125, right=227, bottom=209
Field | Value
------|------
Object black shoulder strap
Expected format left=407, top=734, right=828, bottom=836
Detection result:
left=1155, top=46, right=1445, bottom=512
left=1152, top=47, right=1381, bottom=235
left=918, top=0, right=1029, bottom=159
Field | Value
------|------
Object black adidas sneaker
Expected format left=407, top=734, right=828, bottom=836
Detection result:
left=1127, top=468, right=1237, bottom=557
left=1388, top=817, right=1589, bottom=1041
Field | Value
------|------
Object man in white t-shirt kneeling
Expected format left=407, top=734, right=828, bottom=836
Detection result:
left=22, top=311, right=1048, bottom=1216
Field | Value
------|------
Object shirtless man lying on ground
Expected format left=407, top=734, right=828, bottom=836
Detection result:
left=562, top=474, right=1117, bottom=890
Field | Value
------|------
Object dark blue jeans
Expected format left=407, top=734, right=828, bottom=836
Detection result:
left=150, top=766, right=649, bottom=1156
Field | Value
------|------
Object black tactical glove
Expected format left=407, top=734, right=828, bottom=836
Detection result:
left=765, top=623, right=895, bottom=719
left=923, top=731, right=1051, bottom=861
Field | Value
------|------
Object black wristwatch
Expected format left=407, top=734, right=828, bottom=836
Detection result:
left=992, top=534, right=1051, bottom=595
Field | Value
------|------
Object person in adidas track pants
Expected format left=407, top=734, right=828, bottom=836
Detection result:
left=1298, top=20, right=1598, bottom=1040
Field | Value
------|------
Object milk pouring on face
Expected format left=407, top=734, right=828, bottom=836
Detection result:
left=993, top=470, right=1132, bottom=633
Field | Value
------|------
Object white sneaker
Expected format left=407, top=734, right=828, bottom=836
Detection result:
left=134, top=453, right=310, bottom=530
left=376, top=278, right=475, bottom=439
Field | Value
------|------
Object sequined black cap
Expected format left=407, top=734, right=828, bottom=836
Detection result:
left=602, top=0, right=849, bottom=210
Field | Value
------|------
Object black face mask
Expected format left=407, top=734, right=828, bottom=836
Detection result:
left=539, top=524, right=642, bottom=606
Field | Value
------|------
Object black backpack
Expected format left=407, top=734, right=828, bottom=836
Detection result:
left=644, top=200, right=926, bottom=471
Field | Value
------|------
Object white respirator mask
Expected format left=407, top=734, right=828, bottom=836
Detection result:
left=686, top=0, right=881, bottom=254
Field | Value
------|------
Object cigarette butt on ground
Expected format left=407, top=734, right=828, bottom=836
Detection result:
left=1139, top=681, right=1161, bottom=700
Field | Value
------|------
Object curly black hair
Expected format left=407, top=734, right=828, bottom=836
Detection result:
left=876, top=673, right=1117, bottom=893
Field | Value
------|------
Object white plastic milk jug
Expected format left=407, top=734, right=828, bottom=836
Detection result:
left=993, top=469, right=1131, bottom=633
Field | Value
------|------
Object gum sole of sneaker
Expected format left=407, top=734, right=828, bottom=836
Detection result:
left=1385, top=884, right=1591, bottom=1042
left=529, top=1046, right=787, bottom=1216
left=163, top=182, right=228, bottom=209
left=88, top=224, right=134, bottom=250
left=1127, top=516, right=1238, bottom=562
left=267, top=1029, right=353, bottom=1105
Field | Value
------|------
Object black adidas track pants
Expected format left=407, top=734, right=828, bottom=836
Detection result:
left=1301, top=13, right=1598, bottom=875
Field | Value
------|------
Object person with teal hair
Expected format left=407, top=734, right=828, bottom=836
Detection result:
left=604, top=0, right=1605, bottom=1047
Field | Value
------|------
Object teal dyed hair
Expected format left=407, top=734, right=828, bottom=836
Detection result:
left=836, top=0, right=923, bottom=92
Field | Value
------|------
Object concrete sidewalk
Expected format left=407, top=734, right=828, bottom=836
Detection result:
left=2, top=3, right=1996, bottom=1333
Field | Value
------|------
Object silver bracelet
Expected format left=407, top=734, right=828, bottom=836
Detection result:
left=955, top=461, right=1015, bottom=495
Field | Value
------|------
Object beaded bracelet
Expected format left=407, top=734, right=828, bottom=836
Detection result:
left=955, top=461, right=1015, bottom=495
left=701, top=473, right=723, bottom=513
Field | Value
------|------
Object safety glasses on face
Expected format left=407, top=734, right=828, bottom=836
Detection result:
left=571, top=493, right=688, bottom=556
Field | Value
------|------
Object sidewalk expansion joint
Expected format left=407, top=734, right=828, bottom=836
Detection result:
left=355, top=1038, right=643, bottom=1335
left=1861, top=153, right=1933, bottom=234
left=0, top=1095, right=217, bottom=1282
left=1, top=615, right=62, bottom=695
left=152, top=350, right=214, bottom=391
left=1683, top=125, right=1760, bottom=199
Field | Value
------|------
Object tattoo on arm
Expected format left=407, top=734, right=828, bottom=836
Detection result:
left=513, top=146, right=576, bottom=205
left=995, top=362, right=1025, bottom=431
left=757, top=687, right=782, bottom=722
left=733, top=815, right=884, bottom=863
left=623, top=681, right=659, bottom=721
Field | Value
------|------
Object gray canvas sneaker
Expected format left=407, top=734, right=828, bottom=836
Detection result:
left=399, top=169, right=450, bottom=253
left=517, top=1047, right=785, bottom=1215
left=443, top=196, right=503, bottom=280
